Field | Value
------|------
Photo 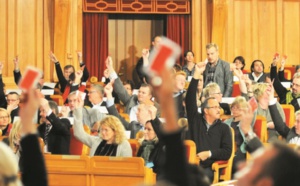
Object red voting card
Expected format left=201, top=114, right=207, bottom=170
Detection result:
left=19, top=67, right=42, bottom=91
left=147, top=37, right=181, bottom=76
left=248, top=97, right=258, bottom=112
left=274, top=52, right=279, bottom=58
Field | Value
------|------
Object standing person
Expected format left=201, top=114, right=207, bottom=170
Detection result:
left=182, top=50, right=196, bottom=79
left=134, top=36, right=162, bottom=87
left=186, top=61, right=232, bottom=182
left=203, top=43, right=233, bottom=97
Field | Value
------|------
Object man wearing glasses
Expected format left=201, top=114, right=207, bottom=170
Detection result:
left=6, top=92, right=20, bottom=123
left=186, top=61, right=232, bottom=182
left=271, top=57, right=300, bottom=111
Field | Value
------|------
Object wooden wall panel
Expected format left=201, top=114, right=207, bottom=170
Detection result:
left=0, top=0, right=82, bottom=88
left=192, top=0, right=300, bottom=72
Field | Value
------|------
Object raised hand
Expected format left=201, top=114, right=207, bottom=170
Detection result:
left=147, top=105, right=157, bottom=120
left=105, top=56, right=114, bottom=74
left=0, top=62, right=3, bottom=74
left=77, top=51, right=83, bottom=63
left=13, top=55, right=20, bottom=71
left=103, top=69, right=109, bottom=79
left=74, top=70, right=83, bottom=84
left=239, top=103, right=254, bottom=135
left=193, top=62, right=206, bottom=79
left=104, top=82, right=113, bottom=98
left=142, top=48, right=149, bottom=59
left=60, top=106, right=70, bottom=117
left=272, top=53, right=280, bottom=67
left=280, top=57, right=287, bottom=71
left=49, top=51, right=58, bottom=63
left=230, top=63, right=237, bottom=72
left=233, top=68, right=243, bottom=79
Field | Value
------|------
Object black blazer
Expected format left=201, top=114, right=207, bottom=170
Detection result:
left=38, top=113, right=71, bottom=154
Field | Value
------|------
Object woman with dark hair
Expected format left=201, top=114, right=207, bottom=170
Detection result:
left=182, top=50, right=196, bottom=79
left=233, top=56, right=247, bottom=73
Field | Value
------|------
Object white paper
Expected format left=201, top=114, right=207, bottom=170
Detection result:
left=187, top=76, right=192, bottom=82
left=281, top=82, right=291, bottom=89
left=198, top=107, right=202, bottom=113
left=132, top=89, right=139, bottom=95
left=125, top=131, right=131, bottom=139
left=233, top=76, right=239, bottom=82
left=222, top=97, right=235, bottom=104
left=159, top=118, right=165, bottom=123
left=60, top=117, right=74, bottom=125
left=43, top=82, right=56, bottom=88
left=41, top=89, right=54, bottom=95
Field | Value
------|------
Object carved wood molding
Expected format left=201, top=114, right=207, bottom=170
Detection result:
left=83, top=0, right=190, bottom=14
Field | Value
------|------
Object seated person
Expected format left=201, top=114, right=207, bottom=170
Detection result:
left=38, top=99, right=71, bottom=154
left=85, top=83, right=106, bottom=108
left=104, top=83, right=152, bottom=139
left=186, top=62, right=232, bottom=182
left=224, top=96, right=256, bottom=173
left=6, top=92, right=20, bottom=123
left=252, top=82, right=286, bottom=142
left=106, top=56, right=161, bottom=122
left=277, top=56, right=300, bottom=82
left=0, top=108, right=12, bottom=136
left=49, top=51, right=89, bottom=94
left=73, top=95, right=132, bottom=157
left=248, top=59, right=269, bottom=82
left=173, top=71, right=187, bottom=118
left=233, top=56, right=247, bottom=73
left=202, top=82, right=231, bottom=115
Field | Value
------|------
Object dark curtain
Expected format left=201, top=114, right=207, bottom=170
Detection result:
left=166, top=14, right=190, bottom=66
left=83, top=13, right=108, bottom=80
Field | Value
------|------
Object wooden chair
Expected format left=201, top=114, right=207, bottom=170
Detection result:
left=231, top=82, right=241, bottom=97
left=211, top=127, right=235, bottom=184
left=281, top=104, right=295, bottom=128
left=184, top=140, right=198, bottom=164
left=128, top=139, right=140, bottom=157
left=89, top=156, right=156, bottom=186
left=284, top=70, right=292, bottom=80
left=44, top=154, right=90, bottom=186
left=284, top=65, right=296, bottom=79
left=50, top=95, right=64, bottom=106
left=69, top=125, right=91, bottom=155
left=253, top=115, right=268, bottom=143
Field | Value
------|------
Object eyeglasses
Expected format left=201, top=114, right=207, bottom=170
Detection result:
left=206, top=106, right=221, bottom=110
left=7, top=99, right=18, bottom=102
left=211, top=92, right=222, bottom=95
left=231, top=106, right=241, bottom=111
left=292, top=83, right=300, bottom=88
left=0, top=116, right=9, bottom=119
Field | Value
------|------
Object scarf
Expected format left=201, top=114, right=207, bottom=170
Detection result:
left=141, top=137, right=158, bottom=163
left=286, top=91, right=300, bottom=104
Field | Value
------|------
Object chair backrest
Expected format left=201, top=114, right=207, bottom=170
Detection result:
left=253, top=115, right=268, bottom=143
left=184, top=140, right=198, bottom=164
left=44, top=154, right=90, bottom=186
left=281, top=104, right=295, bottom=128
left=284, top=70, right=292, bottom=80
left=128, top=139, right=140, bottom=157
left=231, top=82, right=241, bottom=97
left=69, top=125, right=91, bottom=155
left=284, top=65, right=296, bottom=79
left=89, top=156, right=156, bottom=186
left=50, top=95, right=64, bottom=106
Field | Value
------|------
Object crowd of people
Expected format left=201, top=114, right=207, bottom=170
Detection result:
left=0, top=36, right=300, bottom=186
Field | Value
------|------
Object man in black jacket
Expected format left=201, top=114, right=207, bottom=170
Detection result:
left=38, top=99, right=71, bottom=154
left=186, top=61, right=232, bottom=182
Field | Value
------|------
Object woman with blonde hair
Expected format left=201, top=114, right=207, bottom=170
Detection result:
left=2, top=120, right=22, bottom=161
left=0, top=108, right=12, bottom=136
left=252, top=82, right=286, bottom=142
left=224, top=96, right=256, bottom=173
left=73, top=96, right=132, bottom=157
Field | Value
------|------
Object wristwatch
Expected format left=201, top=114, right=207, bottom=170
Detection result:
left=245, top=131, right=256, bottom=143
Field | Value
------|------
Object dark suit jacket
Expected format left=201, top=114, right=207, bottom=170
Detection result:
left=248, top=72, right=269, bottom=83
left=21, top=134, right=48, bottom=186
left=38, top=113, right=71, bottom=154
left=107, top=104, right=143, bottom=138
left=10, top=107, right=20, bottom=123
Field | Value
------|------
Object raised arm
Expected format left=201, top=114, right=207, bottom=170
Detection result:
left=13, top=56, right=22, bottom=85
left=73, top=96, right=96, bottom=148
left=50, top=52, right=68, bottom=92
left=19, top=89, right=47, bottom=186
left=77, top=51, right=90, bottom=82
left=270, top=56, right=289, bottom=103
left=0, top=62, right=7, bottom=108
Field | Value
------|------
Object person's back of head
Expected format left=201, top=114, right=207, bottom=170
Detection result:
left=261, top=142, right=300, bottom=186
left=0, top=142, right=21, bottom=186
